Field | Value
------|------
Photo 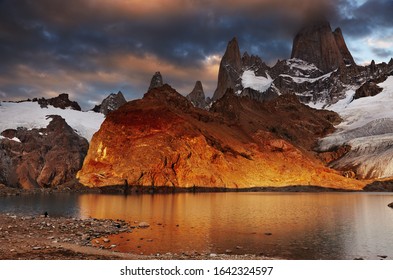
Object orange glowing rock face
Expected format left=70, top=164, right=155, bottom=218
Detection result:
left=77, top=84, right=365, bottom=190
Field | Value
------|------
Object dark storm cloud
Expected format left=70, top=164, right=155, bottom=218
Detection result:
left=371, top=48, right=393, bottom=59
left=334, top=0, right=393, bottom=37
left=0, top=0, right=392, bottom=107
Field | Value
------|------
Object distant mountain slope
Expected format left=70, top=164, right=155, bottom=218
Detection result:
left=0, top=101, right=104, bottom=142
left=211, top=20, right=392, bottom=108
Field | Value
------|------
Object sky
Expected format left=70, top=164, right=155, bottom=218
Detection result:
left=0, top=0, right=392, bottom=109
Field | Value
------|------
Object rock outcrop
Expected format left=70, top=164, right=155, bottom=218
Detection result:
left=148, top=71, right=164, bottom=91
left=291, top=20, right=355, bottom=73
left=0, top=116, right=88, bottom=189
left=35, top=93, right=81, bottom=111
left=353, top=81, right=383, bottom=100
left=333, top=28, right=355, bottom=66
left=93, top=91, right=127, bottom=115
left=212, top=37, right=242, bottom=101
left=77, top=85, right=363, bottom=190
left=186, top=81, right=207, bottom=109
left=210, top=21, right=359, bottom=106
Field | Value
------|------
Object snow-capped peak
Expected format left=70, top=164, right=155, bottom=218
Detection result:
left=0, top=101, right=104, bottom=142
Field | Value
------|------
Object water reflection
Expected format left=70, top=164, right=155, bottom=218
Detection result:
left=1, top=192, right=393, bottom=259
left=76, top=192, right=393, bottom=259
left=0, top=193, right=81, bottom=217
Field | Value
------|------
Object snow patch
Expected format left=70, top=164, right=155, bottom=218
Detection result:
left=286, top=58, right=320, bottom=72
left=0, top=135, right=21, bottom=143
left=329, top=77, right=393, bottom=131
left=280, top=71, right=333, bottom=84
left=241, top=70, right=273, bottom=93
left=0, top=102, right=105, bottom=141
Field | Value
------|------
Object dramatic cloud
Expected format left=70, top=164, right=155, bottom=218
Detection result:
left=0, top=0, right=392, bottom=108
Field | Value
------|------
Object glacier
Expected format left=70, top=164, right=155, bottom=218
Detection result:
left=319, top=76, right=393, bottom=178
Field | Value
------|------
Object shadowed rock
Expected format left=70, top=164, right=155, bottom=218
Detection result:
left=36, top=93, right=81, bottom=111
left=291, top=20, right=355, bottom=73
left=93, top=91, right=127, bottom=115
left=0, top=116, right=88, bottom=189
left=148, top=71, right=164, bottom=91
left=186, top=81, right=207, bottom=109
left=212, top=37, right=242, bottom=101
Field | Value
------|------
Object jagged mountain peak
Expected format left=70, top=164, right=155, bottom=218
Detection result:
left=143, top=84, right=193, bottom=112
left=224, top=37, right=242, bottom=67
left=148, top=71, right=164, bottom=91
left=212, top=37, right=242, bottom=101
left=291, top=20, right=354, bottom=73
left=93, top=91, right=127, bottom=115
left=186, top=81, right=207, bottom=109
left=333, top=27, right=355, bottom=66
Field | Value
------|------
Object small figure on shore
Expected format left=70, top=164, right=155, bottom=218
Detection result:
left=44, top=211, right=48, bottom=218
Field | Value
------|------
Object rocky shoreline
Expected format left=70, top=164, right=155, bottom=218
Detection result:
left=0, top=213, right=273, bottom=260
left=3, top=180, right=393, bottom=198
left=0, top=184, right=354, bottom=198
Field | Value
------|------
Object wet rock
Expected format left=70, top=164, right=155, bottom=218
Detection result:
left=81, top=234, right=90, bottom=241
left=138, top=222, right=150, bottom=228
left=388, top=202, right=393, bottom=208
left=103, top=238, right=110, bottom=243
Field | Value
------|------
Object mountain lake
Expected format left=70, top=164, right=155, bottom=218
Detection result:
left=1, top=192, right=393, bottom=260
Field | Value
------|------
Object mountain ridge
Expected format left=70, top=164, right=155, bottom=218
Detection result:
left=77, top=84, right=364, bottom=190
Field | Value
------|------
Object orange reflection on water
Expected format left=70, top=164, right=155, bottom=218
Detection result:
left=77, top=192, right=393, bottom=258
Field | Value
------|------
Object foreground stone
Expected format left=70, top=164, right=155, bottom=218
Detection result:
left=0, top=213, right=273, bottom=260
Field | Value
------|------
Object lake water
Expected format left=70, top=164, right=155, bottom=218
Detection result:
left=1, top=192, right=393, bottom=260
